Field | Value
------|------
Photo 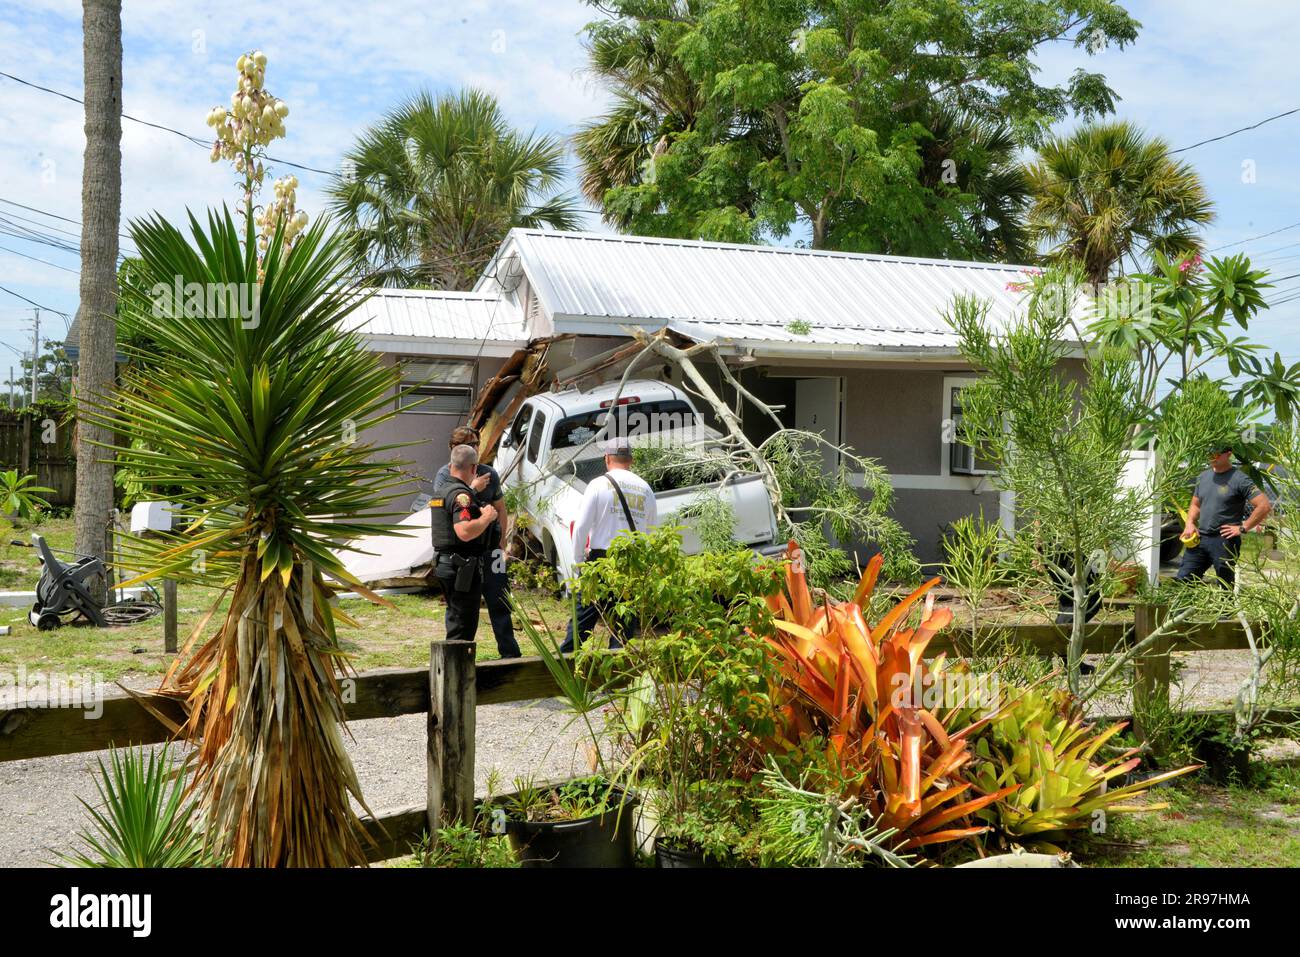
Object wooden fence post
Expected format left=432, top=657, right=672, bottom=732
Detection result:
left=428, top=640, right=476, bottom=841
left=1133, top=604, right=1171, bottom=741
left=163, top=579, right=178, bottom=653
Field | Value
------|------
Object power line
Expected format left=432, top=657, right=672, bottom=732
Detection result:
left=0, top=70, right=334, bottom=176
left=0, top=197, right=139, bottom=249
left=0, top=245, right=80, bottom=274
left=0, top=284, right=70, bottom=317
left=1171, top=107, right=1300, bottom=154
left=0, top=223, right=80, bottom=255
left=1209, top=221, right=1300, bottom=253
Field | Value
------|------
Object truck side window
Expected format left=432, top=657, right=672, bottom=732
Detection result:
left=505, top=406, right=532, bottom=449
left=527, top=411, right=547, bottom=464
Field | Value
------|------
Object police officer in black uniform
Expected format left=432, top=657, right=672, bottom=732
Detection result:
left=430, top=444, right=499, bottom=643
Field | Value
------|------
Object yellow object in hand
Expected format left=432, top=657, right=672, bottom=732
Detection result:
left=1175, top=503, right=1199, bottom=550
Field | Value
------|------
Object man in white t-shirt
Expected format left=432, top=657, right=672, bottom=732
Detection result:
left=560, top=445, right=657, bottom=652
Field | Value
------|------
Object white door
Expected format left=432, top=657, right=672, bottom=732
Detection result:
left=794, top=377, right=842, bottom=475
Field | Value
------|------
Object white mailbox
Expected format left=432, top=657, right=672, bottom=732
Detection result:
left=130, top=500, right=175, bottom=533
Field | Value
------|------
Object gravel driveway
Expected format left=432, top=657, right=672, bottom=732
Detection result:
left=0, top=690, right=588, bottom=868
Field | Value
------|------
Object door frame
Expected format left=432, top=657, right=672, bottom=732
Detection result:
left=783, top=375, right=843, bottom=472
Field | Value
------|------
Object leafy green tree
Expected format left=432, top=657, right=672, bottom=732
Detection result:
left=5, top=340, right=73, bottom=404
left=1239, top=351, right=1300, bottom=429
left=1091, top=252, right=1268, bottom=417
left=1027, top=120, right=1214, bottom=283
left=582, top=0, right=1138, bottom=255
left=948, top=266, right=1208, bottom=694
left=574, top=13, right=716, bottom=229
left=917, top=108, right=1033, bottom=263
left=329, top=89, right=582, bottom=289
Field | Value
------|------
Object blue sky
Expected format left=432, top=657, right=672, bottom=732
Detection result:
left=0, top=0, right=1296, bottom=388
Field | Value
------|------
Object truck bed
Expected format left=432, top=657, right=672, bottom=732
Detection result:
left=555, top=456, right=777, bottom=549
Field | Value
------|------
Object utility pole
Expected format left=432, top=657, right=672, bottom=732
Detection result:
left=30, top=308, right=40, bottom=404
left=8, top=366, right=13, bottom=408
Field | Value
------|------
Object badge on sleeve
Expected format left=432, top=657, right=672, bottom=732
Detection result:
left=454, top=492, right=473, bottom=520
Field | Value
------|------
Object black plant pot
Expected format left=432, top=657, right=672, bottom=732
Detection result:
left=506, top=795, right=639, bottom=868
left=653, top=836, right=714, bottom=868
left=1193, top=734, right=1252, bottom=785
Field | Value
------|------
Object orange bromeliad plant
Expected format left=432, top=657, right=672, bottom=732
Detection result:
left=763, top=541, right=1016, bottom=851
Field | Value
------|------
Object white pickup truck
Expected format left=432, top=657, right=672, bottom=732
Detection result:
left=493, top=380, right=783, bottom=582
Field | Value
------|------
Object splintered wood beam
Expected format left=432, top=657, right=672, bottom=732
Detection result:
left=632, top=328, right=792, bottom=528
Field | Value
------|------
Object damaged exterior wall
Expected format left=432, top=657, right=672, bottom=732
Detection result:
left=364, top=353, right=510, bottom=510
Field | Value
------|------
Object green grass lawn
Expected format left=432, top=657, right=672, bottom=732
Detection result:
left=1086, top=760, right=1300, bottom=867
left=0, top=516, right=574, bottom=682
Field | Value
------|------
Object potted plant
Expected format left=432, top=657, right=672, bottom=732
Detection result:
left=506, top=599, right=640, bottom=867
left=1192, top=723, right=1255, bottom=784
left=497, top=776, right=639, bottom=868
left=582, top=529, right=782, bottom=867
left=651, top=782, right=751, bottom=867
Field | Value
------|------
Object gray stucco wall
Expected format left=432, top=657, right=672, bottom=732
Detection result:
left=733, top=362, right=992, bottom=564
left=363, top=353, right=507, bottom=513
left=888, top=487, right=1003, bottom=567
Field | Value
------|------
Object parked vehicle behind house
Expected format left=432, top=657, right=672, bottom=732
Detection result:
left=493, top=380, right=782, bottom=581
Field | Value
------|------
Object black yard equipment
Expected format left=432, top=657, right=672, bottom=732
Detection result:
left=16, top=535, right=161, bottom=630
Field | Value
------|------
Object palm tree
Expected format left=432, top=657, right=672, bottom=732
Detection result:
left=1026, top=121, right=1214, bottom=284
left=573, top=24, right=708, bottom=229
left=917, top=107, right=1033, bottom=263
left=328, top=89, right=581, bottom=289
left=75, top=0, right=122, bottom=599
left=92, top=210, right=409, bottom=866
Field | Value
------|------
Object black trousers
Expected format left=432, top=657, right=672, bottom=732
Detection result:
left=1175, top=533, right=1241, bottom=587
left=1046, top=553, right=1103, bottom=626
left=482, top=558, right=521, bottom=658
left=560, top=548, right=639, bottom=653
left=436, top=561, right=483, bottom=645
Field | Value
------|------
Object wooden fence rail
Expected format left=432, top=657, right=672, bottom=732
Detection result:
left=0, top=612, right=1287, bottom=864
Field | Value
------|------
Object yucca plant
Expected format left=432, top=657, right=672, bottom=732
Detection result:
left=0, top=469, right=55, bottom=520
left=764, top=542, right=1016, bottom=852
left=966, top=685, right=1199, bottom=849
left=87, top=208, right=410, bottom=866
left=59, top=743, right=214, bottom=868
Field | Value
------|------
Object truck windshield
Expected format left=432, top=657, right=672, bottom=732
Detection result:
left=551, top=400, right=698, bottom=451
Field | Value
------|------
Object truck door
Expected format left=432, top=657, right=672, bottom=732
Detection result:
left=519, top=408, right=549, bottom=490
left=496, top=403, right=534, bottom=483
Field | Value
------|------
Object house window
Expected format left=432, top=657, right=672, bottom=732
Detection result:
left=398, top=359, right=476, bottom=415
left=943, top=377, right=997, bottom=476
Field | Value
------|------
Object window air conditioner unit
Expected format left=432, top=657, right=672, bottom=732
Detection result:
left=950, top=441, right=996, bottom=476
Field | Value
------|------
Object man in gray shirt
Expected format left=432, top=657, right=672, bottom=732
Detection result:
left=1175, top=444, right=1272, bottom=587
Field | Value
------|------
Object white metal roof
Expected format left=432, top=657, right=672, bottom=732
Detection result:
left=477, top=229, right=1045, bottom=357
left=343, top=288, right=526, bottom=357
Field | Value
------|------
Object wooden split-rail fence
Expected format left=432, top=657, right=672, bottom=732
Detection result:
left=1, top=612, right=1295, bottom=863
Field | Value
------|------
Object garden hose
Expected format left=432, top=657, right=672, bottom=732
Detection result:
left=101, top=599, right=163, bottom=626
